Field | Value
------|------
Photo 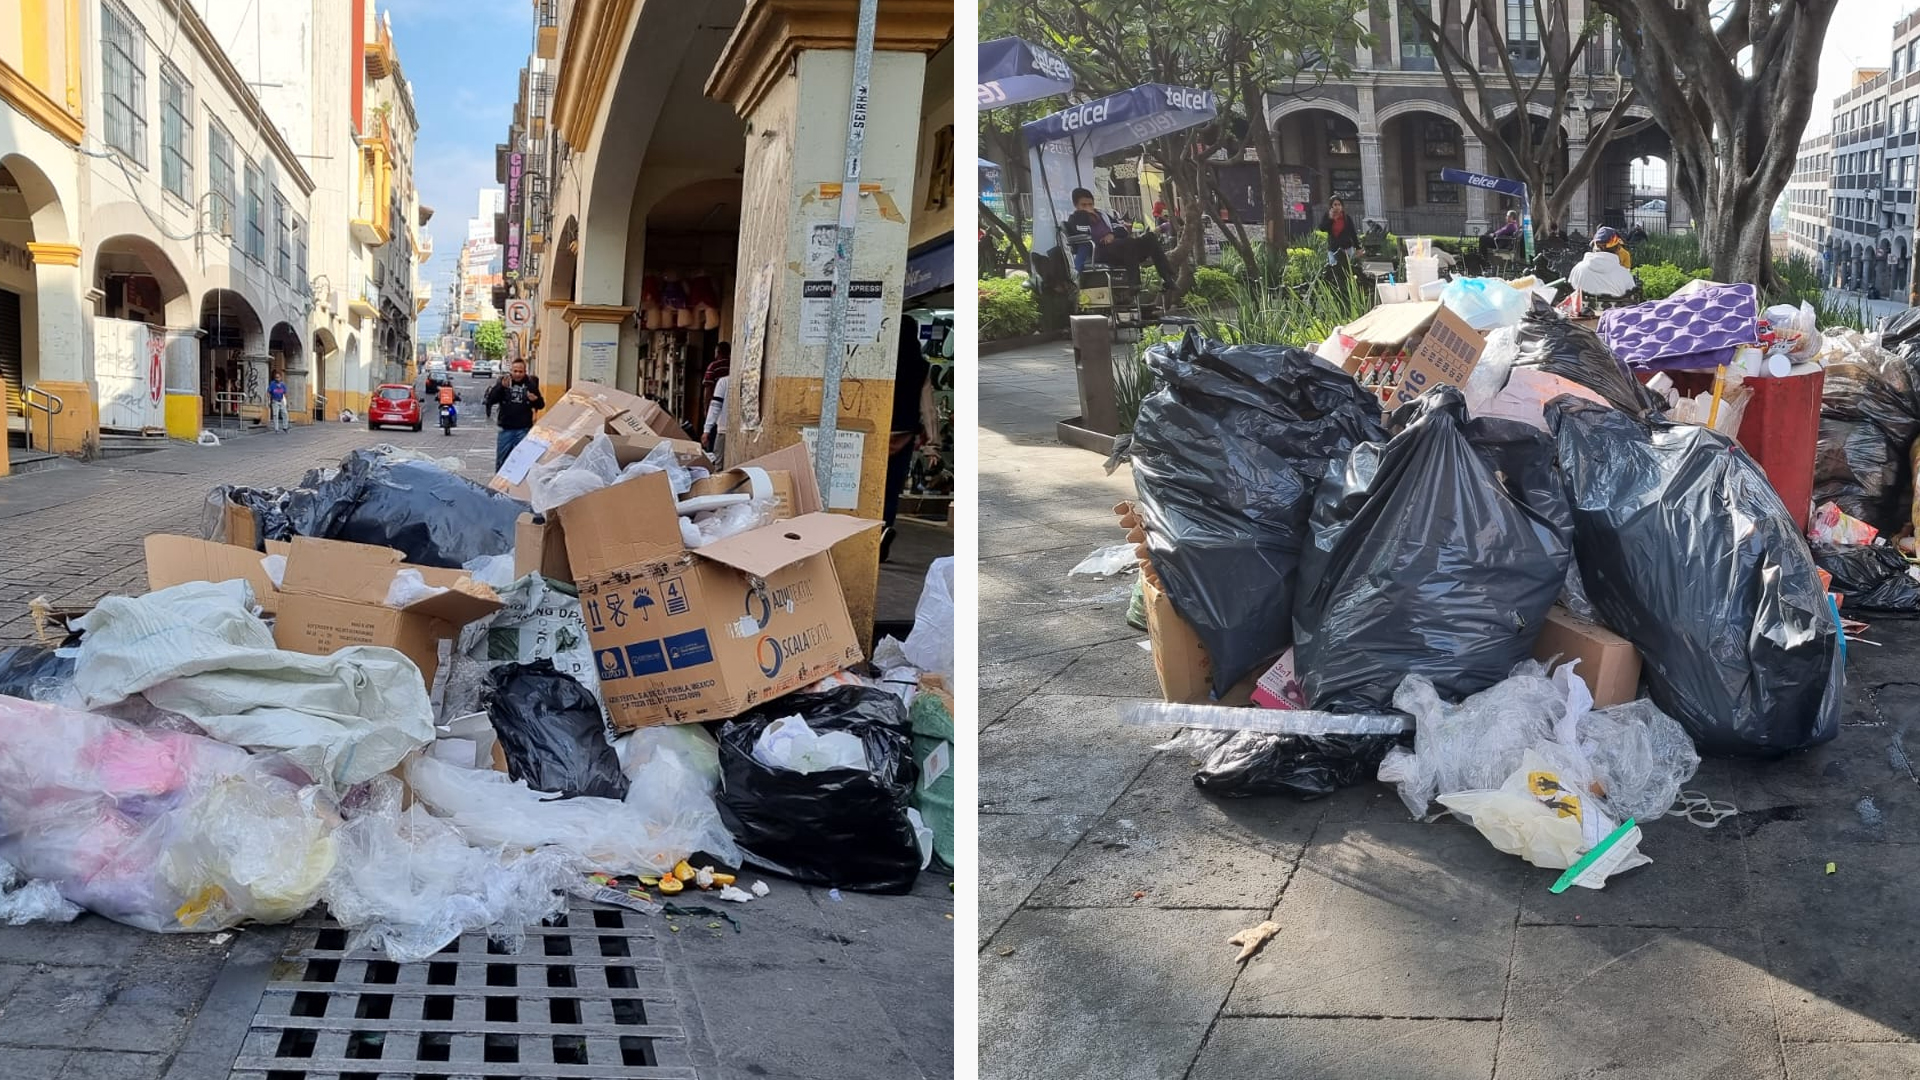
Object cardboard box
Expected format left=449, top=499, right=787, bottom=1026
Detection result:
left=1531, top=605, right=1643, bottom=708
left=561, top=464, right=879, bottom=730
left=489, top=381, right=708, bottom=500
left=145, top=535, right=290, bottom=616
left=273, top=537, right=502, bottom=686
left=514, top=512, right=572, bottom=582
left=1339, top=301, right=1487, bottom=409
left=1142, top=577, right=1256, bottom=706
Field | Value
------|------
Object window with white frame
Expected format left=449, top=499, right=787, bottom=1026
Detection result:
left=209, top=120, right=235, bottom=237
left=275, top=193, right=292, bottom=281
left=101, top=1, right=148, bottom=164
left=244, top=160, right=266, bottom=262
left=160, top=62, right=193, bottom=201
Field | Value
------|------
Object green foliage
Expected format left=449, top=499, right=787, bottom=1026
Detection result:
left=473, top=320, right=506, bottom=362
left=1632, top=263, right=1711, bottom=301
left=1627, top=233, right=1705, bottom=275
left=1188, top=266, right=1240, bottom=305
left=979, top=276, right=1040, bottom=340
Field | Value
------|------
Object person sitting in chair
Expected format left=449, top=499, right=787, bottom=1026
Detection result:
left=1064, top=187, right=1174, bottom=293
left=1479, top=211, right=1523, bottom=259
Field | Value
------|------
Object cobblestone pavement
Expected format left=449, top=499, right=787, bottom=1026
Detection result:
left=0, top=420, right=955, bottom=1080
left=978, top=337, right=1920, bottom=1080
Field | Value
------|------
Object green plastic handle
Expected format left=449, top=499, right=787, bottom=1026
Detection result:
left=1550, top=817, right=1638, bottom=894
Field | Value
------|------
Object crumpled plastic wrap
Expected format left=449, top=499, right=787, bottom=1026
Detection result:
left=385, top=569, right=450, bottom=608
left=0, top=858, right=80, bottom=925
left=0, top=694, right=338, bottom=932
left=1378, top=661, right=1698, bottom=823
left=1127, top=331, right=1386, bottom=697
left=321, top=777, right=575, bottom=963
left=405, top=750, right=739, bottom=877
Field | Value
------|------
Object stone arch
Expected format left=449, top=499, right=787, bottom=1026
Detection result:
left=1375, top=97, right=1468, bottom=130
left=0, top=153, right=70, bottom=243
left=1267, top=96, right=1362, bottom=128
left=550, top=216, right=579, bottom=304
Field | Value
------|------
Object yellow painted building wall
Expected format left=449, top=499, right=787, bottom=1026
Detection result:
left=2, top=1, right=85, bottom=144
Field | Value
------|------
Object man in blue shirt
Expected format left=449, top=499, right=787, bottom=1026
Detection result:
left=268, top=372, right=289, bottom=433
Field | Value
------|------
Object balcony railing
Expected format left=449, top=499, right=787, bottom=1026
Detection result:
left=537, top=0, right=559, bottom=58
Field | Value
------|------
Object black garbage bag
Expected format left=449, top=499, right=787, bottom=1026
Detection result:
left=1813, top=350, right=1920, bottom=533
left=1511, top=310, right=1665, bottom=416
left=716, top=686, right=920, bottom=893
left=1550, top=397, right=1843, bottom=757
left=1129, top=332, right=1386, bottom=697
left=0, top=647, right=73, bottom=701
left=1812, top=542, right=1920, bottom=612
left=283, top=449, right=524, bottom=567
left=481, top=660, right=629, bottom=800
left=207, top=484, right=295, bottom=549
left=1192, top=731, right=1400, bottom=800
left=1292, top=388, right=1573, bottom=712
left=1881, top=307, right=1920, bottom=352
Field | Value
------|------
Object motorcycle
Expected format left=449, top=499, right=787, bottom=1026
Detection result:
left=439, top=396, right=458, bottom=436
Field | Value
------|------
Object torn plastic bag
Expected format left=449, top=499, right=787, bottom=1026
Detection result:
left=0, top=858, right=80, bottom=925
left=322, top=776, right=575, bottom=963
left=716, top=687, right=921, bottom=893
left=1814, top=345, right=1920, bottom=533
left=281, top=448, right=524, bottom=568
left=1293, top=388, right=1573, bottom=712
left=1380, top=662, right=1698, bottom=823
left=1192, top=731, right=1401, bottom=800
left=901, top=557, right=956, bottom=681
left=71, top=581, right=436, bottom=786
left=1511, top=311, right=1665, bottom=417
left=0, top=646, right=73, bottom=701
left=482, top=661, right=629, bottom=800
left=1550, top=397, right=1844, bottom=757
left=1128, top=331, right=1386, bottom=697
left=1812, top=542, right=1920, bottom=612
left=406, top=753, right=740, bottom=877
left=0, top=695, right=338, bottom=932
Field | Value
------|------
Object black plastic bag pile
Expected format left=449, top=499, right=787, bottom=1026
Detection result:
left=1812, top=542, right=1920, bottom=613
left=1550, top=398, right=1843, bottom=757
left=1511, top=310, right=1666, bottom=417
left=716, top=687, right=922, bottom=893
left=482, top=660, right=629, bottom=800
left=212, top=448, right=525, bottom=567
left=1129, top=332, right=1385, bottom=698
left=1192, top=730, right=1399, bottom=800
left=1813, top=346, right=1920, bottom=534
left=1293, top=388, right=1573, bottom=712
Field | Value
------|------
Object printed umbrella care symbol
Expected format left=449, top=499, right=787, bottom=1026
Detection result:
left=756, top=636, right=784, bottom=678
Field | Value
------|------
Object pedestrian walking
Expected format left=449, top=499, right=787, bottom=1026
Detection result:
left=268, top=371, right=289, bottom=433
left=484, top=359, right=545, bottom=470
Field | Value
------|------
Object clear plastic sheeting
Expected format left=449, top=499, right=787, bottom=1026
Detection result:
left=71, top=581, right=437, bottom=786
left=0, top=695, right=338, bottom=933
left=322, top=777, right=576, bottom=963
left=1118, top=700, right=1410, bottom=737
left=1551, top=397, right=1844, bottom=757
left=1127, top=332, right=1386, bottom=697
left=405, top=753, right=740, bottom=878
left=1379, top=662, right=1698, bottom=824
left=1439, top=276, right=1528, bottom=330
left=463, top=554, right=518, bottom=591
left=1293, top=389, right=1573, bottom=712
left=385, top=569, right=450, bottom=609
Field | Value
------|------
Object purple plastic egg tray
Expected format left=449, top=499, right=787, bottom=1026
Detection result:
left=1598, top=282, right=1759, bottom=372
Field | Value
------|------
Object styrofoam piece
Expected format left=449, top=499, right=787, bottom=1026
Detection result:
left=1117, top=700, right=1410, bottom=736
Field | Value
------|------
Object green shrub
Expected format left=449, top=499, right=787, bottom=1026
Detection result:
left=1633, top=262, right=1704, bottom=301
left=1188, top=266, right=1240, bottom=305
left=979, top=276, right=1040, bottom=340
left=1285, top=248, right=1321, bottom=287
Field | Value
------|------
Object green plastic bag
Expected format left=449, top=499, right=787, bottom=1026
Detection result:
left=909, top=680, right=954, bottom=869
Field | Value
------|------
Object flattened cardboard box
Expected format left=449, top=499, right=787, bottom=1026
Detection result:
left=489, top=380, right=707, bottom=500
left=272, top=537, right=501, bottom=686
left=1142, top=577, right=1256, bottom=706
left=562, top=458, right=878, bottom=729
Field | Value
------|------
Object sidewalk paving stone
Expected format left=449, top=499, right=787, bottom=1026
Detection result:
left=1189, top=1016, right=1500, bottom=1080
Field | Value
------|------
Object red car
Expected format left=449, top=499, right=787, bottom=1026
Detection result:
left=368, top=384, right=422, bottom=431
left=447, top=357, right=473, bottom=374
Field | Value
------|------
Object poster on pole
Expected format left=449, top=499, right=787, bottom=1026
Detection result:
left=737, top=265, right=773, bottom=430
left=580, top=340, right=618, bottom=385
left=800, top=280, right=884, bottom=346
left=799, top=426, right=866, bottom=510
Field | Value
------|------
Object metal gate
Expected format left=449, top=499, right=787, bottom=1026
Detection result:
left=0, top=288, right=21, bottom=418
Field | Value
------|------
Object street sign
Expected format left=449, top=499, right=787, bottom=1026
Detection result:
left=505, top=298, right=532, bottom=327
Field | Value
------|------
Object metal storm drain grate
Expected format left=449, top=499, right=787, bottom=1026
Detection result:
left=231, top=903, right=698, bottom=1079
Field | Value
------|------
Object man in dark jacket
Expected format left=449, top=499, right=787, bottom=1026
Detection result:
left=484, top=359, right=546, bottom=470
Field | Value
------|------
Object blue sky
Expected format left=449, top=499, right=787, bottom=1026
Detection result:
left=387, top=0, right=522, bottom=338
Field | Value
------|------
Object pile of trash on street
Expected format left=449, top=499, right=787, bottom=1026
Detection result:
left=0, top=380, right=955, bottom=958
left=1108, top=268, right=1911, bottom=889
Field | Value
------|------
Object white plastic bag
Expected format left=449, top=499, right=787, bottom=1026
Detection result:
left=462, top=554, right=518, bottom=591
left=901, top=557, right=956, bottom=680
left=323, top=777, right=575, bottom=962
left=526, top=433, right=623, bottom=513
left=1070, top=543, right=1139, bottom=578
left=1436, top=749, right=1650, bottom=887
left=386, top=569, right=450, bottom=608
left=72, top=581, right=436, bottom=786
left=1462, top=326, right=1519, bottom=417
left=751, top=715, right=869, bottom=773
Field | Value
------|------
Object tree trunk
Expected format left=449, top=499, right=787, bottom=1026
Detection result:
left=1248, top=89, right=1287, bottom=252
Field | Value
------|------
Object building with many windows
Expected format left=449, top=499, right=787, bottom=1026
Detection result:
left=1787, top=134, right=1832, bottom=273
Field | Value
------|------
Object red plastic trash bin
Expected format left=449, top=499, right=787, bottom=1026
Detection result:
left=1652, top=367, right=1825, bottom=532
